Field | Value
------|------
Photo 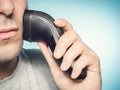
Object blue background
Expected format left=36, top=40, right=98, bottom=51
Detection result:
left=24, top=0, right=120, bottom=90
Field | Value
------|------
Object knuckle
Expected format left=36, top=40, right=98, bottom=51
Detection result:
left=63, top=53, right=70, bottom=62
left=90, top=51, right=99, bottom=60
left=59, top=18, right=68, bottom=25
left=71, top=31, right=77, bottom=39
left=66, top=30, right=78, bottom=42
left=75, top=41, right=85, bottom=53
left=57, top=36, right=66, bottom=48
left=88, top=50, right=100, bottom=65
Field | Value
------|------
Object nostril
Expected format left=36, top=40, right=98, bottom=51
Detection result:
left=0, top=0, right=14, bottom=17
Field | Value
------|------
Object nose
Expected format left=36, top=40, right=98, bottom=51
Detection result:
left=0, top=0, right=14, bottom=17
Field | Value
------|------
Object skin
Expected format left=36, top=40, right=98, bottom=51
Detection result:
left=0, top=0, right=101, bottom=90
left=0, top=0, right=27, bottom=79
left=38, top=19, right=101, bottom=90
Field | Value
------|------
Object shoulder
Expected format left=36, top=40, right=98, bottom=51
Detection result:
left=23, top=48, right=44, bottom=59
left=20, top=49, right=58, bottom=89
left=21, top=48, right=50, bottom=74
left=21, top=48, right=47, bottom=66
left=23, top=48, right=45, bottom=61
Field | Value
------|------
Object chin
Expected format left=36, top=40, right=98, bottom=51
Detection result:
left=0, top=40, right=23, bottom=62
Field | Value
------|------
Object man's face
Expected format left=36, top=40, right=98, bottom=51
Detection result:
left=0, top=0, right=27, bottom=62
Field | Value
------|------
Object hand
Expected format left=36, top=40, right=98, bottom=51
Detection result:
left=38, top=19, right=101, bottom=90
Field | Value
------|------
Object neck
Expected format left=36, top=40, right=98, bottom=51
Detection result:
left=0, top=57, right=18, bottom=80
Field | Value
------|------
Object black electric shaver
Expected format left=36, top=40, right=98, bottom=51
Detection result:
left=23, top=10, right=87, bottom=80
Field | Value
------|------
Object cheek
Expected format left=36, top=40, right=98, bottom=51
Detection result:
left=13, top=10, right=23, bottom=39
left=13, top=1, right=27, bottom=38
left=13, top=0, right=27, bottom=23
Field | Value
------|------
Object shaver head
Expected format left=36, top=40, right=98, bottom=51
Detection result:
left=23, top=10, right=63, bottom=48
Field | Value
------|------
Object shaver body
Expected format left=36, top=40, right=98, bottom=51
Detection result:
left=23, top=10, right=87, bottom=80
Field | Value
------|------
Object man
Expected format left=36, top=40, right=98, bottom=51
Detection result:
left=0, top=0, right=101, bottom=90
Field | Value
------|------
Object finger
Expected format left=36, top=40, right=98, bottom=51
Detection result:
left=71, top=55, right=89, bottom=79
left=54, top=18, right=73, bottom=31
left=54, top=30, right=77, bottom=59
left=60, top=40, right=85, bottom=71
left=71, top=50, right=100, bottom=79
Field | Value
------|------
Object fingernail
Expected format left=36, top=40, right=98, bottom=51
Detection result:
left=71, top=73, right=77, bottom=79
left=56, top=19, right=62, bottom=24
left=55, top=19, right=64, bottom=26
left=61, top=62, right=67, bottom=71
left=54, top=49, right=61, bottom=58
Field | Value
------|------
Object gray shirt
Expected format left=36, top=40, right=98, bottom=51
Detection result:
left=0, top=49, right=58, bottom=90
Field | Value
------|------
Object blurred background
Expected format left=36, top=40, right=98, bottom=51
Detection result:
left=23, top=0, right=120, bottom=90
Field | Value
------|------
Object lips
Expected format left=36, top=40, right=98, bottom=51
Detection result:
left=0, top=28, right=18, bottom=40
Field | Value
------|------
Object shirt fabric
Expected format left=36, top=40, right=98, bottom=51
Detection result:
left=0, top=49, right=58, bottom=90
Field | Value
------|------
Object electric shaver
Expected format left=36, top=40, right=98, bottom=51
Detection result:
left=23, top=10, right=87, bottom=80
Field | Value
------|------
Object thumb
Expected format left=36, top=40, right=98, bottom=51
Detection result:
left=37, top=41, right=73, bottom=87
left=38, top=41, right=65, bottom=78
left=38, top=41, right=58, bottom=69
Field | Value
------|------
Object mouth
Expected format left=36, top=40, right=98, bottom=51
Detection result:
left=0, top=27, right=18, bottom=40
